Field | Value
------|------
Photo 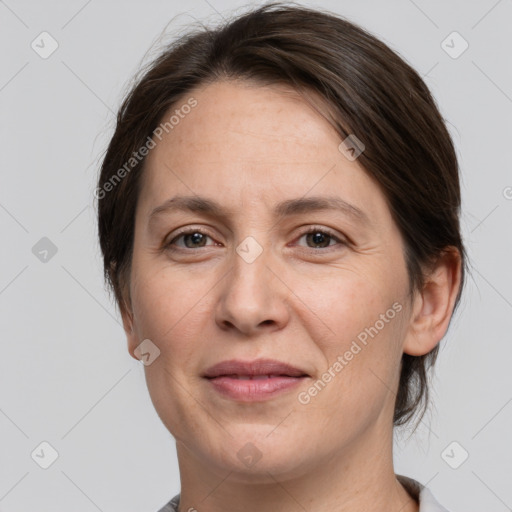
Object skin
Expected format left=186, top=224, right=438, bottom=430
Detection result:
left=121, top=80, right=461, bottom=512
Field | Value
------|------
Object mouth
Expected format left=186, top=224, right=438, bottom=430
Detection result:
left=202, top=359, right=309, bottom=401
left=202, top=358, right=309, bottom=378
left=214, top=374, right=303, bottom=379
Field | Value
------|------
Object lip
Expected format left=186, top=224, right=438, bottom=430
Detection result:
left=202, top=358, right=309, bottom=402
left=202, top=358, right=308, bottom=378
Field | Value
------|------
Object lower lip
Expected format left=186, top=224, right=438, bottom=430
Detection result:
left=206, top=376, right=306, bottom=401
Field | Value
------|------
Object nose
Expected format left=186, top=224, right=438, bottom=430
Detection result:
left=215, top=246, right=290, bottom=336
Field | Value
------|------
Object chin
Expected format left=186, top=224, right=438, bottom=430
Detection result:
left=201, top=432, right=315, bottom=482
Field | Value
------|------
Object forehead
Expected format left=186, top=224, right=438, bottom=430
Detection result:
left=159, top=80, right=339, bottom=159
left=138, top=80, right=389, bottom=225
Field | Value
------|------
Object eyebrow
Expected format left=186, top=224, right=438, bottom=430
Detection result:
left=148, top=194, right=370, bottom=226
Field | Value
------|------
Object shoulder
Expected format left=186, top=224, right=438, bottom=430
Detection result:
left=158, top=480, right=453, bottom=512
left=418, top=486, right=452, bottom=512
left=156, top=493, right=180, bottom=512
left=397, top=474, right=452, bottom=512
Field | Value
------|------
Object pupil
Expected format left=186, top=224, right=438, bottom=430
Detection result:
left=308, top=232, right=329, bottom=248
left=186, top=232, right=205, bottom=248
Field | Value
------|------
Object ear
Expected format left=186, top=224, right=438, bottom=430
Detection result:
left=403, top=248, right=462, bottom=356
left=120, top=301, right=142, bottom=362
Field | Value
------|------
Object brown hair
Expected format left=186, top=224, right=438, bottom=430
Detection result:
left=97, top=2, right=466, bottom=427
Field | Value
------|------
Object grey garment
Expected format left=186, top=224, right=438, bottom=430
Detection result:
left=397, top=475, right=451, bottom=512
left=157, top=475, right=451, bottom=512
left=157, top=493, right=180, bottom=512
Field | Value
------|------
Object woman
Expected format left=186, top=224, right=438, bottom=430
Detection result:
left=96, top=3, right=465, bottom=511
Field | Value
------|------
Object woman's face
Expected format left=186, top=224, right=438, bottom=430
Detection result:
left=124, top=80, right=415, bottom=480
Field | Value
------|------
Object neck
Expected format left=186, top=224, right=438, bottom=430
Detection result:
left=174, top=424, right=418, bottom=512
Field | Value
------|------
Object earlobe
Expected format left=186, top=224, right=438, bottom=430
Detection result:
left=403, top=248, right=462, bottom=356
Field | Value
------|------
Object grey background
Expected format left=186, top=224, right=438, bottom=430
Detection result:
left=1, top=0, right=511, bottom=511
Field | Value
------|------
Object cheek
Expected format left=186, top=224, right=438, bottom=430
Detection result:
left=129, top=264, right=215, bottom=437
left=130, top=259, right=209, bottom=341
left=294, top=268, right=407, bottom=405
left=297, top=268, right=400, bottom=345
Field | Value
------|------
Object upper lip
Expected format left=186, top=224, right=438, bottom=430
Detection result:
left=202, top=358, right=309, bottom=378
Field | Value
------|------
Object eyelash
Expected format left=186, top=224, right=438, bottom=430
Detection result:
left=165, top=226, right=347, bottom=253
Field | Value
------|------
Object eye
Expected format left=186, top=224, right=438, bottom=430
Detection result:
left=165, top=226, right=346, bottom=253
left=166, top=229, right=217, bottom=250
left=294, top=226, right=346, bottom=250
